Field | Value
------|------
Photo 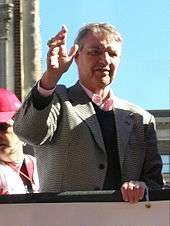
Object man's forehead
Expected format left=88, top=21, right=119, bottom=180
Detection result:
left=82, top=32, right=121, bottom=48
left=84, top=41, right=122, bottom=54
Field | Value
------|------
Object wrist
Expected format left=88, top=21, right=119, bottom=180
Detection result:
left=37, top=81, right=55, bottom=97
left=40, top=71, right=59, bottom=90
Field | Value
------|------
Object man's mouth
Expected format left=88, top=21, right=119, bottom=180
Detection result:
left=95, top=68, right=110, bottom=75
left=95, top=67, right=109, bottom=71
left=0, top=143, right=9, bottom=148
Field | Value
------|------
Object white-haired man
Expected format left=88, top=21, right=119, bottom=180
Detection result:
left=14, top=23, right=163, bottom=202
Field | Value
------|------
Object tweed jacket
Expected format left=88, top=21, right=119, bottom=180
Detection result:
left=14, top=82, right=163, bottom=192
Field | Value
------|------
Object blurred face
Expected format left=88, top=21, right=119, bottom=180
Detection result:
left=75, top=32, right=122, bottom=93
left=0, top=119, right=23, bottom=163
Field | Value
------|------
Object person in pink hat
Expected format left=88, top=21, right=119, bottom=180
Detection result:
left=0, top=88, right=39, bottom=195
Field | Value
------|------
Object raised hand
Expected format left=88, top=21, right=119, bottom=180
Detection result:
left=41, top=25, right=79, bottom=90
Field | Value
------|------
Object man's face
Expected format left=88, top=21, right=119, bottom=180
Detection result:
left=75, top=32, right=122, bottom=92
left=0, top=119, right=23, bottom=163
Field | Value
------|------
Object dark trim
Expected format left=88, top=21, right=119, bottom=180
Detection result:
left=148, top=109, right=170, bottom=117
left=0, top=189, right=169, bottom=204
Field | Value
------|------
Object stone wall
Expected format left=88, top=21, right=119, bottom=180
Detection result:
left=149, top=110, right=170, bottom=155
left=0, top=0, right=41, bottom=100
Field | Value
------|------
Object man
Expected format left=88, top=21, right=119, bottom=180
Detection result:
left=14, top=23, right=163, bottom=202
left=0, top=88, right=39, bottom=194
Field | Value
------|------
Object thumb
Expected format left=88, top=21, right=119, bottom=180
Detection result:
left=68, top=44, right=79, bottom=59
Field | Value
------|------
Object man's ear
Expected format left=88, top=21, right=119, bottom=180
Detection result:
left=74, top=51, right=79, bottom=59
left=74, top=51, right=79, bottom=63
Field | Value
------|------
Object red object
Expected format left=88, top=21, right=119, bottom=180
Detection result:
left=0, top=188, right=8, bottom=195
left=0, top=88, right=21, bottom=123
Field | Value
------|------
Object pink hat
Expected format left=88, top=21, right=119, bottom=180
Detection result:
left=0, top=88, right=22, bottom=123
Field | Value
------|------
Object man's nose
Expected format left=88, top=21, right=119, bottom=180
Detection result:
left=99, top=52, right=111, bottom=65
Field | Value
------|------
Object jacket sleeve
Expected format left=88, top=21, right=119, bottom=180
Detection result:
left=13, top=84, right=62, bottom=146
left=140, top=114, right=164, bottom=189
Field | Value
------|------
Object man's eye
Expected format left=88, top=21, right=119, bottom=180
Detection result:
left=88, top=49, right=101, bottom=55
left=109, top=52, right=118, bottom=57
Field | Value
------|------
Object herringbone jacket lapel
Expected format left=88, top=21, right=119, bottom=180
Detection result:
left=113, top=96, right=135, bottom=174
left=114, top=107, right=134, bottom=170
left=68, top=83, right=106, bottom=154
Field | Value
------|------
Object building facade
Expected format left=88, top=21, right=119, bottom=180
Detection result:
left=149, top=110, right=170, bottom=185
left=0, top=0, right=41, bottom=100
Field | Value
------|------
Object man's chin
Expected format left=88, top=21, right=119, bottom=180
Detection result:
left=97, top=78, right=112, bottom=88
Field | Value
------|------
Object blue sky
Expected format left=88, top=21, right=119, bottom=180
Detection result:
left=40, top=0, right=169, bottom=110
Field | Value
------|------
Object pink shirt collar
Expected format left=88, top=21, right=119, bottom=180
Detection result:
left=79, top=82, right=114, bottom=111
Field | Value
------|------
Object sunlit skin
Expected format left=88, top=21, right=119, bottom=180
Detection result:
left=75, top=32, right=121, bottom=98
left=0, top=119, right=24, bottom=164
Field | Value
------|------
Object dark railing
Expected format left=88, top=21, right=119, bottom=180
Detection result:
left=0, top=189, right=169, bottom=204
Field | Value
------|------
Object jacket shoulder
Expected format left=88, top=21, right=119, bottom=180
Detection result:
left=115, top=97, right=154, bottom=121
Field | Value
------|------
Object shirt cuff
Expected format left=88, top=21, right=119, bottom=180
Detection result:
left=37, top=81, right=55, bottom=97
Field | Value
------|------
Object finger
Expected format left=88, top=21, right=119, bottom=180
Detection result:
left=61, top=24, right=68, bottom=35
left=54, top=25, right=68, bottom=45
left=47, top=35, right=65, bottom=48
left=127, top=181, right=140, bottom=203
left=121, top=183, right=129, bottom=202
left=59, top=25, right=68, bottom=46
left=133, top=185, right=140, bottom=203
left=52, top=25, right=67, bottom=40
left=47, top=25, right=68, bottom=47
left=48, top=39, right=65, bottom=48
left=47, top=47, right=59, bottom=68
left=48, top=47, right=59, bottom=57
left=138, top=186, right=145, bottom=200
left=47, top=47, right=57, bottom=61
left=127, top=185, right=136, bottom=203
left=58, top=45, right=67, bottom=58
left=68, top=44, right=79, bottom=59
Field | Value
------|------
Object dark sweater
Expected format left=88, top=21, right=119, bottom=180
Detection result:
left=93, top=103, right=122, bottom=190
